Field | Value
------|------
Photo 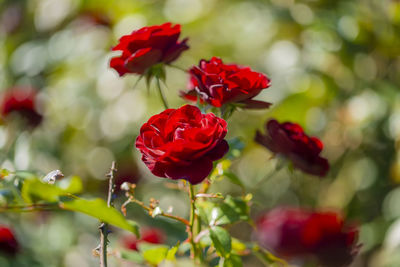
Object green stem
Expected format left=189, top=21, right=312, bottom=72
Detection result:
left=156, top=78, right=169, bottom=109
left=188, top=183, right=198, bottom=260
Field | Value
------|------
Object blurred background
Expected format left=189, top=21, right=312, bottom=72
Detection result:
left=0, top=0, right=400, bottom=266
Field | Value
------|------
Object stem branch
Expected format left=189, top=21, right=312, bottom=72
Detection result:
left=156, top=78, right=169, bottom=109
left=99, top=161, right=117, bottom=267
left=188, top=183, right=198, bottom=260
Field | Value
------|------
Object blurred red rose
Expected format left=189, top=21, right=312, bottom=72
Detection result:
left=110, top=22, right=189, bottom=76
left=181, top=57, right=271, bottom=109
left=135, top=105, right=228, bottom=184
left=123, top=228, right=165, bottom=251
left=255, top=119, right=329, bottom=176
left=0, top=87, right=43, bottom=128
left=0, top=225, right=19, bottom=256
left=256, top=208, right=359, bottom=267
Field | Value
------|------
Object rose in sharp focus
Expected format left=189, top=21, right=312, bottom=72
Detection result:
left=135, top=105, right=228, bottom=184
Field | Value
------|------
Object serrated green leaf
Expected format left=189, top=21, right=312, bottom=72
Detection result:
left=120, top=249, right=144, bottom=263
left=60, top=197, right=139, bottom=236
left=210, top=226, right=232, bottom=257
left=139, top=243, right=169, bottom=266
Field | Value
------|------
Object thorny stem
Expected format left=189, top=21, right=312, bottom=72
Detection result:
left=188, top=183, right=198, bottom=260
left=122, top=197, right=190, bottom=226
left=156, top=78, right=169, bottom=109
left=99, top=161, right=117, bottom=267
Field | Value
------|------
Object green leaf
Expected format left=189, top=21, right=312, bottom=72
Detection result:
left=197, top=196, right=250, bottom=226
left=223, top=196, right=249, bottom=221
left=139, top=243, right=169, bottom=266
left=60, top=197, right=139, bottom=236
left=120, top=249, right=144, bottom=264
left=57, top=176, right=83, bottom=194
left=21, top=177, right=83, bottom=203
left=251, top=244, right=286, bottom=265
left=22, top=179, right=64, bottom=203
left=166, top=243, right=179, bottom=261
left=210, top=226, right=232, bottom=257
left=220, top=254, right=243, bottom=267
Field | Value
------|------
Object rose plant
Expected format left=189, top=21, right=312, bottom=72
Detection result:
left=0, top=21, right=360, bottom=267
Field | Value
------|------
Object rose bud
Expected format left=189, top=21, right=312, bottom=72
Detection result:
left=181, top=57, right=271, bottom=109
left=123, top=228, right=165, bottom=251
left=0, top=87, right=43, bottom=128
left=110, top=22, right=189, bottom=76
left=255, top=119, right=329, bottom=176
left=0, top=225, right=19, bottom=256
left=256, top=208, right=360, bottom=267
left=135, top=105, right=228, bottom=184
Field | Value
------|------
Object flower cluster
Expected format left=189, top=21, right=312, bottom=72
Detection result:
left=256, top=208, right=359, bottom=267
left=107, top=21, right=355, bottom=266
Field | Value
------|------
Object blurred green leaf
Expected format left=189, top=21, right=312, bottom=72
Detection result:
left=139, top=243, right=169, bottom=266
left=120, top=250, right=144, bottom=264
left=220, top=254, right=243, bottom=267
left=60, top=197, right=139, bottom=236
left=166, top=243, right=179, bottom=261
left=21, top=177, right=82, bottom=203
left=210, top=226, right=232, bottom=257
left=56, top=176, right=83, bottom=194
left=198, top=195, right=250, bottom=226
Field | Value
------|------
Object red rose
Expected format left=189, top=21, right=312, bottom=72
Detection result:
left=1, top=87, right=42, bottom=128
left=255, top=119, right=329, bottom=176
left=110, top=22, right=189, bottom=76
left=181, top=57, right=271, bottom=109
left=135, top=105, right=228, bottom=184
left=0, top=225, right=19, bottom=255
left=256, top=208, right=359, bottom=267
left=123, top=228, right=165, bottom=251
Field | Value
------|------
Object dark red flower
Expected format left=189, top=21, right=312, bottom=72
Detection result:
left=181, top=57, right=271, bottom=109
left=123, top=228, right=165, bottom=251
left=110, top=22, right=189, bottom=76
left=0, top=225, right=19, bottom=255
left=1, top=87, right=43, bottom=128
left=256, top=208, right=359, bottom=267
left=135, top=105, right=228, bottom=184
left=255, top=119, right=329, bottom=176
